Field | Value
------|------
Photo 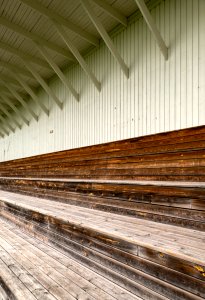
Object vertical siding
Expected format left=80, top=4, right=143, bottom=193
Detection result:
left=0, top=0, right=205, bottom=161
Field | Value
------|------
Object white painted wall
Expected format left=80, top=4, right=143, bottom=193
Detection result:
left=0, top=0, right=205, bottom=161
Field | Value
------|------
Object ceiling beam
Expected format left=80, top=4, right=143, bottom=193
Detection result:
left=53, top=21, right=101, bottom=92
left=0, top=16, right=75, bottom=60
left=134, top=0, right=168, bottom=60
left=80, top=0, right=129, bottom=78
left=0, top=81, right=38, bottom=122
left=0, top=103, right=22, bottom=129
left=35, top=43, right=79, bottom=101
left=0, top=41, right=50, bottom=70
left=0, top=114, right=15, bottom=133
left=0, top=95, right=29, bottom=126
left=19, top=0, right=99, bottom=46
left=11, top=73, right=49, bottom=116
left=91, top=0, right=127, bottom=26
left=23, top=60, right=64, bottom=109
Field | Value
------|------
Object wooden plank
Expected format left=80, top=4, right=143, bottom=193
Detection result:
left=0, top=211, right=204, bottom=299
left=0, top=125, right=205, bottom=169
left=0, top=258, right=36, bottom=300
left=0, top=218, right=145, bottom=300
left=0, top=191, right=205, bottom=266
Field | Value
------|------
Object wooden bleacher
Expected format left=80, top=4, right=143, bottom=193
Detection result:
left=0, top=125, right=205, bottom=300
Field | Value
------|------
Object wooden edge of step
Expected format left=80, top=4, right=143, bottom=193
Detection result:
left=0, top=177, right=205, bottom=188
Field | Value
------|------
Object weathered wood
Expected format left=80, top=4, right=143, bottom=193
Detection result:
left=1, top=125, right=205, bottom=181
left=0, top=218, right=141, bottom=300
left=0, top=125, right=205, bottom=300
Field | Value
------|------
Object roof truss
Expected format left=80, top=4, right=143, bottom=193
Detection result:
left=0, top=80, right=38, bottom=122
left=19, top=0, right=99, bottom=46
left=11, top=73, right=49, bottom=116
left=134, top=0, right=168, bottom=60
left=0, top=16, right=75, bottom=60
left=0, top=41, right=50, bottom=70
left=0, top=103, right=22, bottom=129
left=53, top=20, right=101, bottom=92
left=80, top=0, right=129, bottom=78
left=35, top=43, right=79, bottom=101
left=91, top=0, right=127, bottom=26
left=0, top=95, right=30, bottom=126
left=0, top=113, right=15, bottom=133
left=23, top=60, right=64, bottom=109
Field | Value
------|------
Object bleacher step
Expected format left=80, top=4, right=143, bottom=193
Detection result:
left=0, top=190, right=204, bottom=300
left=0, top=177, right=205, bottom=230
left=0, top=218, right=143, bottom=300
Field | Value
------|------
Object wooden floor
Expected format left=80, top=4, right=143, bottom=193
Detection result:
left=0, top=190, right=204, bottom=266
left=0, top=217, right=141, bottom=300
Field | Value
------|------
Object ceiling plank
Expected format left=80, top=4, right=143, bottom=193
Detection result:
left=0, top=16, right=75, bottom=60
left=0, top=103, right=22, bottom=129
left=0, top=95, right=29, bottom=126
left=0, top=81, right=38, bottom=122
left=35, top=43, right=79, bottom=101
left=91, top=0, right=127, bottom=26
left=134, top=0, right=168, bottom=60
left=54, top=21, right=101, bottom=92
left=19, top=0, right=99, bottom=46
left=81, top=0, right=129, bottom=78
left=23, top=60, right=64, bottom=109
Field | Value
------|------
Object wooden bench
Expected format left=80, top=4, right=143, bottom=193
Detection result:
left=0, top=125, right=205, bottom=300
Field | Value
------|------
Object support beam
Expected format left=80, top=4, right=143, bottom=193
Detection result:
left=53, top=21, right=101, bottom=92
left=0, top=73, right=22, bottom=89
left=0, top=114, right=15, bottom=133
left=134, top=0, right=168, bottom=60
left=0, top=70, right=48, bottom=114
left=91, top=0, right=127, bottom=26
left=0, top=95, right=29, bottom=126
left=0, top=16, right=75, bottom=60
left=0, top=81, right=38, bottom=122
left=0, top=122, right=9, bottom=136
left=23, top=60, right=64, bottom=109
left=11, top=73, right=49, bottom=116
left=0, top=61, right=34, bottom=79
left=0, top=103, right=22, bottom=129
left=0, top=86, right=28, bottom=100
left=81, top=0, right=129, bottom=78
left=19, top=0, right=99, bottom=46
left=35, top=43, right=79, bottom=101
left=0, top=41, right=50, bottom=70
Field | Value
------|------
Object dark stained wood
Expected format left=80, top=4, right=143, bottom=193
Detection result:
left=0, top=125, right=205, bottom=181
left=0, top=125, right=205, bottom=300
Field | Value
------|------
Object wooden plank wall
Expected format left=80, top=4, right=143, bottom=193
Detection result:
left=0, top=125, right=205, bottom=182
